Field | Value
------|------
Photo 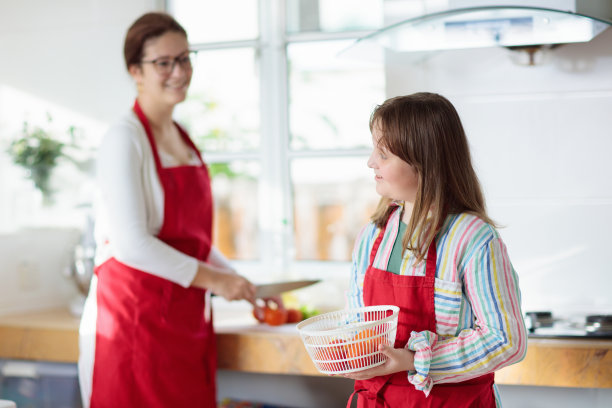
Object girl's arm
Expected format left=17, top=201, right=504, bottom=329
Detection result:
left=406, top=237, right=527, bottom=396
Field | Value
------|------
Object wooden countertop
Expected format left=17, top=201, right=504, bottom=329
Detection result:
left=0, top=308, right=610, bottom=388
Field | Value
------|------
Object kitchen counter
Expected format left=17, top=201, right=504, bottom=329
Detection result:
left=0, top=308, right=611, bottom=388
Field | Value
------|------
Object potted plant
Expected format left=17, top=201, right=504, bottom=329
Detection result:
left=7, top=116, right=75, bottom=204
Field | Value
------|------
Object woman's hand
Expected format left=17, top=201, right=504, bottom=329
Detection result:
left=211, top=270, right=256, bottom=303
left=252, top=296, right=285, bottom=322
left=254, top=296, right=284, bottom=309
left=192, top=263, right=256, bottom=303
left=341, top=344, right=415, bottom=381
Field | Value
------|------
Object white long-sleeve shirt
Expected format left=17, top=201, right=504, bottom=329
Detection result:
left=80, top=109, right=222, bottom=408
left=94, top=109, right=203, bottom=287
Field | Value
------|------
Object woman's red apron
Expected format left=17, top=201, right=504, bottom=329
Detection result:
left=89, top=100, right=216, bottom=408
left=348, top=208, right=495, bottom=408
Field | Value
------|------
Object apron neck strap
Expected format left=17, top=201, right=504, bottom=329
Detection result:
left=369, top=204, right=437, bottom=277
left=425, top=234, right=437, bottom=278
left=133, top=99, right=163, bottom=171
left=175, top=122, right=204, bottom=163
left=132, top=99, right=204, bottom=168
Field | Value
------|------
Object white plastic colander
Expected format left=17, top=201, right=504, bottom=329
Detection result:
left=296, top=305, right=399, bottom=375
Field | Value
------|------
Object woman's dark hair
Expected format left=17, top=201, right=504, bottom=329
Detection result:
left=370, top=92, right=494, bottom=262
left=123, top=12, right=187, bottom=70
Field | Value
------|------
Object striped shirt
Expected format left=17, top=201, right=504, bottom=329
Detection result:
left=346, top=207, right=527, bottom=402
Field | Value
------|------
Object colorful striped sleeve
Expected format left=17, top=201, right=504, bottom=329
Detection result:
left=345, top=223, right=377, bottom=310
left=406, top=236, right=527, bottom=396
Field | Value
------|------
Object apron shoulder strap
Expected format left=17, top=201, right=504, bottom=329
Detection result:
left=425, top=235, right=437, bottom=278
left=132, top=99, right=164, bottom=171
left=174, top=122, right=205, bottom=164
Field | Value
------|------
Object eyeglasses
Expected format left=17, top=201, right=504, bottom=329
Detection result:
left=141, top=52, right=194, bottom=76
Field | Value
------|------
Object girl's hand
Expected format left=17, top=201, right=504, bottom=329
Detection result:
left=341, top=344, right=415, bottom=381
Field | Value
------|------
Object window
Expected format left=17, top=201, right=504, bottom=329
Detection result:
left=169, top=0, right=385, bottom=278
left=176, top=48, right=261, bottom=260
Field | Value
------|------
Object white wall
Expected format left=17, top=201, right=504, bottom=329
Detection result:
left=0, top=0, right=163, bottom=125
left=386, top=28, right=612, bottom=318
left=0, top=228, right=80, bottom=314
left=0, top=0, right=163, bottom=313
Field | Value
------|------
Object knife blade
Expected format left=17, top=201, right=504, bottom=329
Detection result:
left=254, top=279, right=320, bottom=299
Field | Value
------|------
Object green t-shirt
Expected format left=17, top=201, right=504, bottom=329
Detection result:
left=387, top=221, right=407, bottom=274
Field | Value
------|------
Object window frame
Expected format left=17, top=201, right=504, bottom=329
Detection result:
left=166, top=0, right=377, bottom=281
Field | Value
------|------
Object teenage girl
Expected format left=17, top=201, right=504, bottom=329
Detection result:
left=344, top=93, right=527, bottom=407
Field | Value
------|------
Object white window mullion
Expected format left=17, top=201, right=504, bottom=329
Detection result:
left=258, top=0, right=293, bottom=279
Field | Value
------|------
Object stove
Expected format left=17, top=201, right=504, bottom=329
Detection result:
left=525, top=311, right=612, bottom=339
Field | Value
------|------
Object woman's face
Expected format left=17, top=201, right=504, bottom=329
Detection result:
left=367, top=126, right=419, bottom=203
left=130, top=31, right=192, bottom=107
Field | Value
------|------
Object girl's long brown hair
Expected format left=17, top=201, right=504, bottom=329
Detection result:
left=370, top=93, right=494, bottom=263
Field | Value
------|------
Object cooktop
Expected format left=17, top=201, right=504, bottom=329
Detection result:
left=525, top=312, right=612, bottom=339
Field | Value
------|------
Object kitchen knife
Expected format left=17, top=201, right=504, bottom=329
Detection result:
left=254, top=279, right=320, bottom=299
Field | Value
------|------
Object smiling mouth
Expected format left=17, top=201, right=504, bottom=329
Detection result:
left=166, top=82, right=189, bottom=89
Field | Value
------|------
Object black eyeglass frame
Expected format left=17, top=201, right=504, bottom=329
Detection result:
left=140, top=50, right=197, bottom=75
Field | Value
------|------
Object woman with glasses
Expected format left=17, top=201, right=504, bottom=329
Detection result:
left=78, top=12, right=256, bottom=408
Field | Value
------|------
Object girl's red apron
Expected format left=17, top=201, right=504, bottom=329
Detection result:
left=89, top=100, right=216, bottom=408
left=348, top=208, right=495, bottom=408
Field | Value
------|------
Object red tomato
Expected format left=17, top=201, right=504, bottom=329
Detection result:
left=252, top=306, right=265, bottom=323
left=346, top=329, right=382, bottom=369
left=315, top=339, right=347, bottom=360
left=286, top=308, right=303, bottom=323
left=264, top=306, right=288, bottom=326
left=327, top=339, right=348, bottom=371
left=316, top=339, right=348, bottom=372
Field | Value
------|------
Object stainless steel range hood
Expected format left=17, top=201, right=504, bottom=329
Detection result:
left=346, top=0, right=612, bottom=54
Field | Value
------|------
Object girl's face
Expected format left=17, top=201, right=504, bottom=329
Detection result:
left=129, top=31, right=192, bottom=108
left=367, top=126, right=419, bottom=203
